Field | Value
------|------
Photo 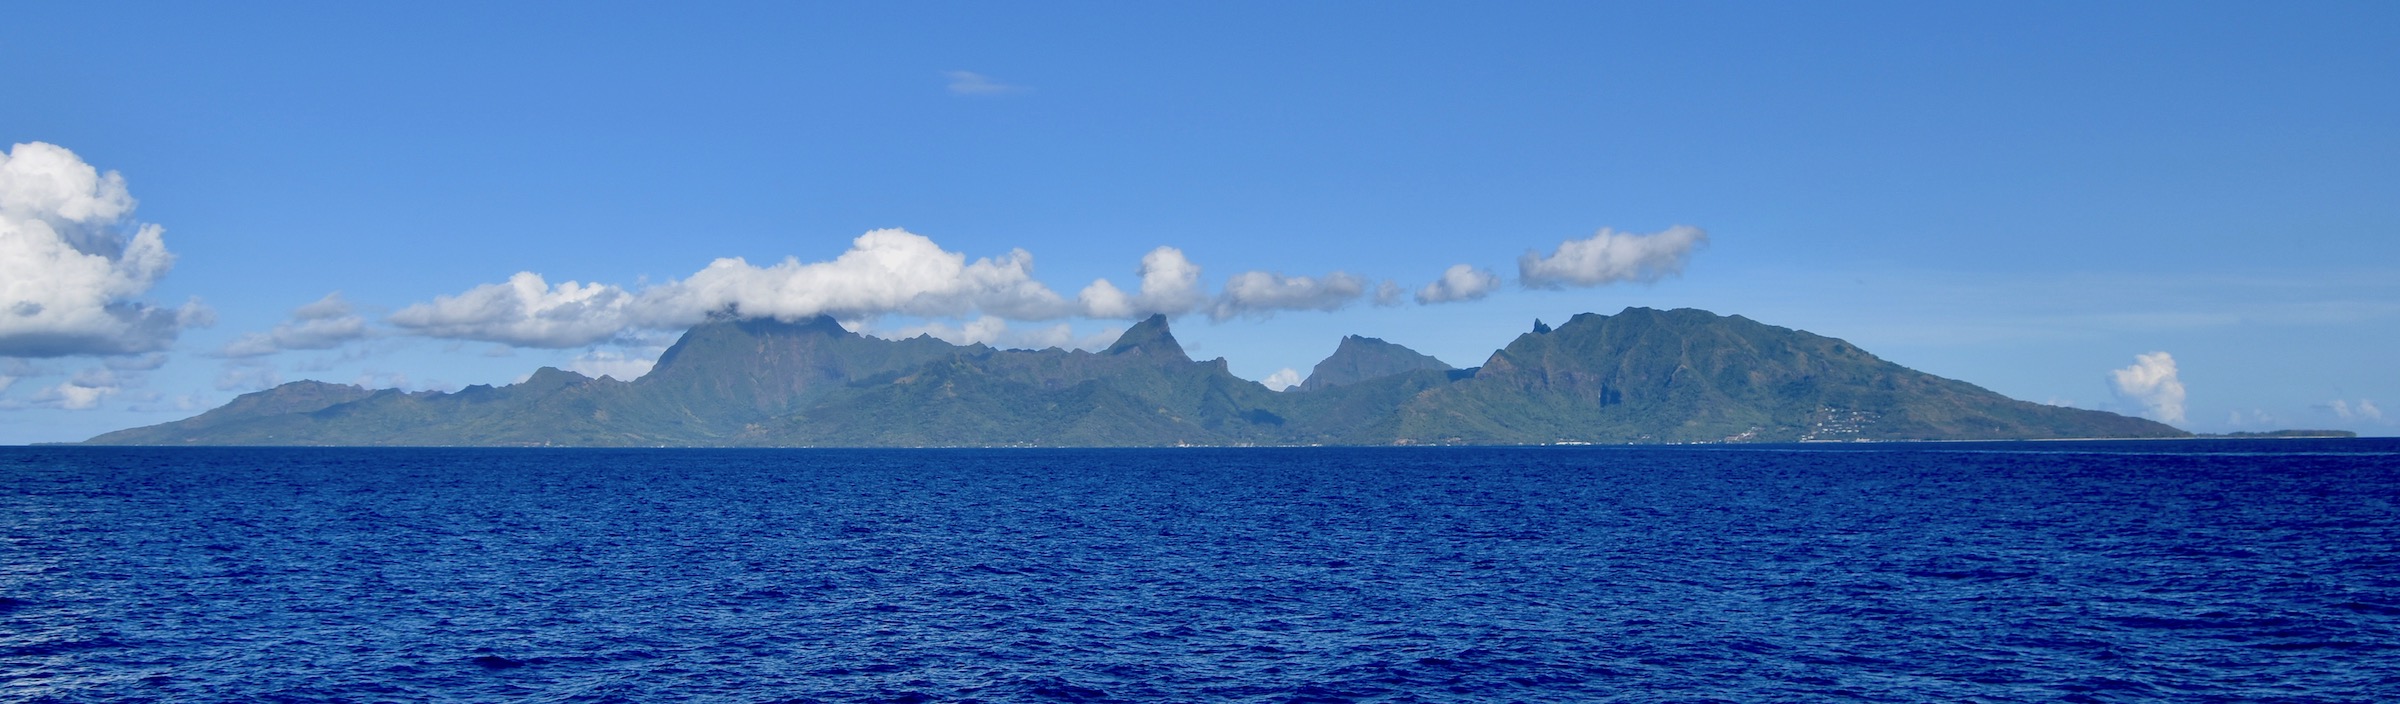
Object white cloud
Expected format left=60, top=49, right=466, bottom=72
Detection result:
left=2328, top=399, right=2384, bottom=422
left=946, top=70, right=1024, bottom=95
left=2109, top=351, right=2187, bottom=425
left=1374, top=280, right=1406, bottom=306
left=221, top=292, right=372, bottom=357
left=1261, top=367, right=1302, bottom=392
left=566, top=347, right=661, bottom=381
left=388, top=272, right=637, bottom=348
left=634, top=229, right=1073, bottom=326
left=28, top=366, right=122, bottom=410
left=40, top=380, right=115, bottom=410
left=0, top=141, right=208, bottom=356
left=1519, top=225, right=1709, bottom=289
left=1078, top=246, right=1205, bottom=319
left=1210, top=271, right=1368, bottom=320
left=1416, top=264, right=1503, bottom=304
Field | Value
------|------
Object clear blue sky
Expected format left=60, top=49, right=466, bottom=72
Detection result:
left=4, top=1, right=2395, bottom=443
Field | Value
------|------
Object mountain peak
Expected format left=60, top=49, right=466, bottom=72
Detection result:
left=1104, top=314, right=1187, bottom=359
left=1297, top=335, right=1452, bottom=391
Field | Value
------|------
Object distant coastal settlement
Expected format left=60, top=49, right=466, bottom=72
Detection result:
left=90, top=307, right=2190, bottom=447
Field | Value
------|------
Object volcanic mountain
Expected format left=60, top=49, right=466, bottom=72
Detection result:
left=87, top=308, right=2186, bottom=446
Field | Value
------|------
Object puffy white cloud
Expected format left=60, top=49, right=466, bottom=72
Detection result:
left=1079, top=246, right=1205, bottom=319
left=2109, top=351, right=2187, bottom=425
left=946, top=70, right=1024, bottom=95
left=388, top=272, right=637, bottom=348
left=1210, top=271, right=1368, bottom=320
left=1416, top=264, right=1503, bottom=304
left=1373, top=280, right=1406, bottom=307
left=1261, top=367, right=1302, bottom=392
left=221, top=293, right=373, bottom=357
left=1519, top=225, right=1709, bottom=289
left=636, top=229, right=1073, bottom=326
left=0, top=142, right=207, bottom=356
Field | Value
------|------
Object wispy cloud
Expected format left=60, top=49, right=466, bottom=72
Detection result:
left=2326, top=398, right=2383, bottom=422
left=219, top=293, right=372, bottom=357
left=2109, top=351, right=2187, bottom=424
left=945, top=70, right=1025, bottom=96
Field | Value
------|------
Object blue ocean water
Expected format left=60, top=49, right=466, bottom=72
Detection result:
left=3, top=441, right=2397, bottom=702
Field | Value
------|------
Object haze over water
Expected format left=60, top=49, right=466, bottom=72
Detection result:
left=5, top=441, right=2397, bottom=702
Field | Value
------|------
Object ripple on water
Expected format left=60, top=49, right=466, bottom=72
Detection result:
left=0, top=441, right=2396, bottom=702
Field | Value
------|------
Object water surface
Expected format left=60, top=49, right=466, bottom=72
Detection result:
left=4, top=441, right=2397, bottom=702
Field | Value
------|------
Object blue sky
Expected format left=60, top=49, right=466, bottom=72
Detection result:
left=4, top=2, right=2395, bottom=443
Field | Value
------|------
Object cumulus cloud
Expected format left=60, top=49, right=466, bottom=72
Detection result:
left=1416, top=264, right=1503, bottom=304
left=1210, top=271, right=1368, bottom=320
left=1078, top=246, right=1206, bottom=319
left=1519, top=225, right=1709, bottom=289
left=946, top=71, right=1025, bottom=95
left=221, top=292, right=372, bottom=357
left=1261, top=367, right=1302, bottom=392
left=637, top=229, right=1073, bottom=324
left=1374, top=280, right=1406, bottom=306
left=387, top=272, right=638, bottom=348
left=0, top=141, right=208, bottom=356
left=2109, top=351, right=2187, bottom=425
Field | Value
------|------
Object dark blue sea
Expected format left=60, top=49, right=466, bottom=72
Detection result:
left=3, top=441, right=2397, bottom=703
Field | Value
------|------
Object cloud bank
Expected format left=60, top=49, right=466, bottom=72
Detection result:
left=0, top=142, right=207, bottom=357
left=1520, top=225, right=1709, bottom=289
left=370, top=224, right=1716, bottom=351
left=2109, top=351, right=2187, bottom=424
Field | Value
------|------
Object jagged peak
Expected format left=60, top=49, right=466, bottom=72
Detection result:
left=1103, top=314, right=1187, bottom=359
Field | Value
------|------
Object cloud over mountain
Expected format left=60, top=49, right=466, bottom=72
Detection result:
left=382, top=225, right=1720, bottom=349
left=0, top=142, right=208, bottom=357
left=1519, top=226, right=1709, bottom=289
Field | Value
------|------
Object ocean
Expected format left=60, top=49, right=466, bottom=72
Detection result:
left=3, top=441, right=2396, bottom=702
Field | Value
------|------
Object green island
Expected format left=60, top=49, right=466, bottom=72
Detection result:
left=88, top=307, right=2190, bottom=447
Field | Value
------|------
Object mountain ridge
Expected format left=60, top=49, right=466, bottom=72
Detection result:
left=86, top=308, right=2189, bottom=446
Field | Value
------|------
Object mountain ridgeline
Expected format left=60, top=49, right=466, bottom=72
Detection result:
left=88, top=308, right=2187, bottom=446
